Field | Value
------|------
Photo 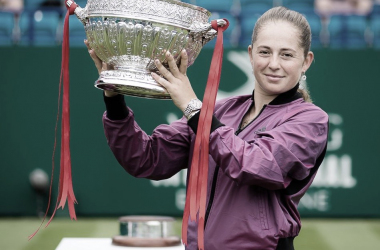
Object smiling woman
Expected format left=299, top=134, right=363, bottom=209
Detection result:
left=251, top=6, right=314, bottom=103
left=244, top=7, right=315, bottom=125
left=91, top=6, right=329, bottom=250
left=250, top=22, right=313, bottom=94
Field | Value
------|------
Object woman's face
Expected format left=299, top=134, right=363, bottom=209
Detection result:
left=249, top=21, right=313, bottom=97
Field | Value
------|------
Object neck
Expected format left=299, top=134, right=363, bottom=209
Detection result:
left=241, top=84, right=300, bottom=129
left=251, top=83, right=301, bottom=114
left=252, top=89, right=277, bottom=116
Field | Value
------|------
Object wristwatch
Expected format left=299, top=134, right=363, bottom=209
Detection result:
left=183, top=98, right=202, bottom=120
left=187, top=110, right=200, bottom=120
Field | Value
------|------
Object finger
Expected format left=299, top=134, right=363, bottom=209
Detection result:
left=151, top=72, right=170, bottom=90
left=101, top=62, right=114, bottom=72
left=166, top=51, right=180, bottom=78
left=155, top=59, right=174, bottom=82
left=179, top=49, right=188, bottom=75
left=89, top=50, right=103, bottom=74
left=106, top=63, right=114, bottom=70
left=85, top=39, right=103, bottom=70
left=84, top=39, right=91, bottom=50
left=103, top=63, right=114, bottom=70
left=102, top=62, right=108, bottom=71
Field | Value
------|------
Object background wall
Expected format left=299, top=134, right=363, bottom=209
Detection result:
left=1, top=47, right=379, bottom=218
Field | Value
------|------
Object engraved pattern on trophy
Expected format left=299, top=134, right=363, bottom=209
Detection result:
left=107, top=19, right=119, bottom=58
left=85, top=0, right=210, bottom=28
left=117, top=21, right=135, bottom=66
left=72, top=0, right=222, bottom=99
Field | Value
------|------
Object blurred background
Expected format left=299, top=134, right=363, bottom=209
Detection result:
left=0, top=0, right=379, bottom=249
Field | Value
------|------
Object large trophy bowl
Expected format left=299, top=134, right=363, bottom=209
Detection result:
left=71, top=0, right=224, bottom=99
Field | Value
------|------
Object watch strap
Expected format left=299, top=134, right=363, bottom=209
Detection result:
left=183, top=98, right=202, bottom=119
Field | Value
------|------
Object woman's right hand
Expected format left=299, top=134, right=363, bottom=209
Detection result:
left=84, top=39, right=118, bottom=97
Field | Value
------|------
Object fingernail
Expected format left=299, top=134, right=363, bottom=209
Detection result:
left=166, top=51, right=171, bottom=57
left=155, top=59, right=160, bottom=64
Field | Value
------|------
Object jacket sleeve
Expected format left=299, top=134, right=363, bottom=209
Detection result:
left=103, top=109, right=192, bottom=180
left=208, top=107, right=329, bottom=190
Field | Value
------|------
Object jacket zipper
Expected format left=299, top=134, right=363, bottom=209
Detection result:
left=204, top=164, right=220, bottom=227
left=236, top=104, right=267, bottom=134
left=204, top=104, right=267, bottom=228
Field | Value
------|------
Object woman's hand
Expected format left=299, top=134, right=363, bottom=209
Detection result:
left=84, top=39, right=117, bottom=97
left=151, top=50, right=197, bottom=112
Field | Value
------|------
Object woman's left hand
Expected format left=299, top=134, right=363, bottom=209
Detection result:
left=151, top=50, right=197, bottom=112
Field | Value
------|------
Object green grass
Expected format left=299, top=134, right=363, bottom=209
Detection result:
left=1, top=218, right=379, bottom=250
left=296, top=219, right=380, bottom=250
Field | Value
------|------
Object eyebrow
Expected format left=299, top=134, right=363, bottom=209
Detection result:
left=257, top=45, right=297, bottom=53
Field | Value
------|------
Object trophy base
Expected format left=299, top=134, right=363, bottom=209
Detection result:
left=112, top=236, right=181, bottom=247
left=95, top=69, right=171, bottom=99
left=114, top=216, right=181, bottom=247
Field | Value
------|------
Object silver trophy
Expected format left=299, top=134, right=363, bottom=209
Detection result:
left=70, top=0, right=225, bottom=99
left=112, top=216, right=181, bottom=247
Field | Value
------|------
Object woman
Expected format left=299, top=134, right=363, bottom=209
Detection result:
left=86, top=6, right=328, bottom=250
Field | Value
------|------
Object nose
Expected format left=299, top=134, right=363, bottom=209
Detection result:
left=268, top=55, right=280, bottom=71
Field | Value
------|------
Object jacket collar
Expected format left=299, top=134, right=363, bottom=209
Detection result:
left=251, top=83, right=302, bottom=105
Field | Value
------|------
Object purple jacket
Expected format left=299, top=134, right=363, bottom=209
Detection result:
left=102, top=86, right=329, bottom=250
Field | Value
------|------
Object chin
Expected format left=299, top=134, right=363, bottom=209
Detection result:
left=262, top=84, right=290, bottom=95
left=256, top=78, right=296, bottom=95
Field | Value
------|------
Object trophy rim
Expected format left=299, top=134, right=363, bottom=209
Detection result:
left=119, top=215, right=176, bottom=222
left=85, top=0, right=211, bottom=16
left=85, top=15, right=197, bottom=30
left=83, top=0, right=212, bottom=29
left=148, top=0, right=211, bottom=16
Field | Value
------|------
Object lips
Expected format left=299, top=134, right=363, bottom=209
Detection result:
left=264, top=74, right=284, bottom=78
left=264, top=73, right=285, bottom=82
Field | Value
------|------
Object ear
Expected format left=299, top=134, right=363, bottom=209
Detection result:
left=248, top=44, right=254, bottom=65
left=302, top=51, right=314, bottom=73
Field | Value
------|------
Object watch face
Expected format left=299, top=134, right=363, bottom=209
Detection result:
left=184, top=99, right=202, bottom=118
left=192, top=99, right=202, bottom=109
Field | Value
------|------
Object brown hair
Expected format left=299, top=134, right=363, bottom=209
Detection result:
left=251, top=6, right=313, bottom=102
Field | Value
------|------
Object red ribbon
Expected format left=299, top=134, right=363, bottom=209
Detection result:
left=29, top=1, right=77, bottom=239
left=182, top=19, right=229, bottom=250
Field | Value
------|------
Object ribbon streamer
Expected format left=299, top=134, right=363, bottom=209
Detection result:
left=182, top=19, right=229, bottom=250
left=29, top=1, right=78, bottom=239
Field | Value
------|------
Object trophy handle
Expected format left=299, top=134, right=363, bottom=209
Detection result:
left=65, top=0, right=88, bottom=25
left=189, top=19, right=228, bottom=46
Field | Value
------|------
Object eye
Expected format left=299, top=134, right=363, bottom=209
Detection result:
left=259, top=50, right=270, bottom=55
left=282, top=53, right=293, bottom=58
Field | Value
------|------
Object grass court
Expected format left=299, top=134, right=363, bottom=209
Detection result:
left=1, top=218, right=379, bottom=250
